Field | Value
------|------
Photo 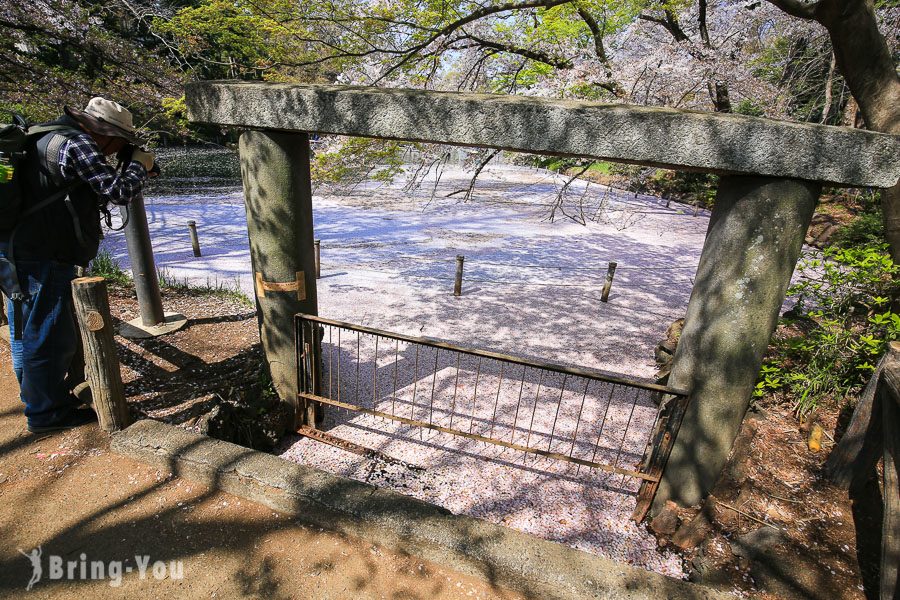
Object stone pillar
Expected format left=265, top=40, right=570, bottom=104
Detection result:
left=239, top=130, right=318, bottom=429
left=655, top=175, right=820, bottom=510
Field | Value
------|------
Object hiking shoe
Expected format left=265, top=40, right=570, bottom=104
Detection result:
left=27, top=409, right=98, bottom=434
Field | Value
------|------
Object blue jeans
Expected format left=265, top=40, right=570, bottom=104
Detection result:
left=4, top=257, right=81, bottom=427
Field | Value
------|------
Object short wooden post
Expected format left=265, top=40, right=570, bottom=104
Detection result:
left=601, top=262, right=617, bottom=302
left=454, top=255, right=465, bottom=296
left=314, top=239, right=321, bottom=279
left=188, top=220, right=202, bottom=257
left=72, top=277, right=131, bottom=432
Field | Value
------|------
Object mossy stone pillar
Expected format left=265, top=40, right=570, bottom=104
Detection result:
left=655, top=175, right=820, bottom=509
left=239, top=130, right=318, bottom=429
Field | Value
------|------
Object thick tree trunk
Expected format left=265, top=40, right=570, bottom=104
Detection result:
left=817, top=0, right=900, bottom=260
left=769, top=0, right=900, bottom=257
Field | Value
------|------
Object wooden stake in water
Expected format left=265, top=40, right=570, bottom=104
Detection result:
left=454, top=255, right=465, bottom=296
left=601, top=261, right=617, bottom=303
left=188, top=220, right=202, bottom=257
left=314, top=239, right=321, bottom=279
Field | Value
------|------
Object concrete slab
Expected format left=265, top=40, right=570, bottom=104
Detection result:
left=117, top=312, right=188, bottom=339
left=112, top=419, right=732, bottom=600
left=185, top=81, right=900, bottom=188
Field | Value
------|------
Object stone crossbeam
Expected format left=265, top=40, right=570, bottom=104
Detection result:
left=185, top=81, right=900, bottom=188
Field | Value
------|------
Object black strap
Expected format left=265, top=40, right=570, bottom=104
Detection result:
left=26, top=124, right=75, bottom=138
left=63, top=197, right=88, bottom=248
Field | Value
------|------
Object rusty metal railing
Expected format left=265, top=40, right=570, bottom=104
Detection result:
left=295, top=313, right=690, bottom=520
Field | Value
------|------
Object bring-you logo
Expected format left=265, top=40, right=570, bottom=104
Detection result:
left=18, top=546, right=184, bottom=590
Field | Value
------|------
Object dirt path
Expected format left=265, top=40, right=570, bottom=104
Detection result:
left=0, top=343, right=523, bottom=599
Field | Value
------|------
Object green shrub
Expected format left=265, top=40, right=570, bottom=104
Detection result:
left=88, top=250, right=131, bottom=286
left=831, top=207, right=884, bottom=249
left=755, top=244, right=900, bottom=416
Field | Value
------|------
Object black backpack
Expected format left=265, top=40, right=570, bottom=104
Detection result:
left=0, top=114, right=80, bottom=339
left=0, top=114, right=77, bottom=229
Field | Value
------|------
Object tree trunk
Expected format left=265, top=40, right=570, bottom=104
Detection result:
left=817, top=0, right=900, bottom=260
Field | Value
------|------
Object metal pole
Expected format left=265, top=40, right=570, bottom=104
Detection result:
left=120, top=193, right=165, bottom=326
left=454, top=255, right=465, bottom=296
left=601, top=261, right=617, bottom=303
left=188, top=220, right=202, bottom=257
left=314, top=239, right=321, bottom=279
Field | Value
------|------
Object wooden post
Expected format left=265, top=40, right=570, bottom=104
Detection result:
left=831, top=342, right=900, bottom=600
left=0, top=291, right=6, bottom=326
left=826, top=352, right=888, bottom=490
left=454, top=255, right=465, bottom=296
left=601, top=262, right=617, bottom=302
left=880, top=379, right=900, bottom=600
left=72, top=277, right=131, bottom=432
left=314, top=239, right=321, bottom=279
left=188, top=220, right=202, bottom=257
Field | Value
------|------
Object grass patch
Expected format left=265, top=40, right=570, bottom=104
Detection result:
left=157, top=267, right=254, bottom=307
left=88, top=250, right=131, bottom=286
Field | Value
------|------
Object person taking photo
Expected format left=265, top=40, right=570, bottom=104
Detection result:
left=0, top=97, right=157, bottom=433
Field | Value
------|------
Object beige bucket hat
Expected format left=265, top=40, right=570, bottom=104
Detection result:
left=64, top=97, right=146, bottom=146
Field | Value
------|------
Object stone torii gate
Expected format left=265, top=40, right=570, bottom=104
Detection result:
left=185, top=81, right=900, bottom=509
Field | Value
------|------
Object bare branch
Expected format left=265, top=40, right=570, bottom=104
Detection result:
left=377, top=0, right=577, bottom=82
left=461, top=33, right=573, bottom=68
left=639, top=9, right=689, bottom=42
left=576, top=6, right=608, bottom=64
left=447, top=149, right=500, bottom=202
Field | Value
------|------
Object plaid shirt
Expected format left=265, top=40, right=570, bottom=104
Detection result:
left=57, top=133, right=147, bottom=205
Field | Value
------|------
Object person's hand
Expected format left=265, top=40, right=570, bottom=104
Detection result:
left=131, top=148, right=156, bottom=173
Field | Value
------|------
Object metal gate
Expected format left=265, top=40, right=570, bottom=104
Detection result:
left=295, top=314, right=690, bottom=521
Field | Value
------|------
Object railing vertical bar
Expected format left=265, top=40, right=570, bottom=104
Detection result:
left=372, top=335, right=379, bottom=416
left=428, top=348, right=440, bottom=427
left=411, top=345, right=420, bottom=424
left=568, top=379, right=591, bottom=458
left=449, top=353, right=461, bottom=430
left=547, top=373, right=569, bottom=453
left=524, top=370, right=545, bottom=451
left=581, top=383, right=617, bottom=475
left=337, top=327, right=342, bottom=408
left=328, top=326, right=333, bottom=399
left=468, top=358, right=482, bottom=434
left=392, top=338, right=400, bottom=416
left=356, top=330, right=361, bottom=408
left=612, top=386, right=643, bottom=473
left=488, top=362, right=506, bottom=441
left=510, top=365, right=528, bottom=443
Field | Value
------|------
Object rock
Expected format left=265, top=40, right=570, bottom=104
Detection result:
left=665, top=318, right=685, bottom=343
left=672, top=494, right=717, bottom=550
left=649, top=500, right=681, bottom=536
left=654, top=318, right=685, bottom=380
left=654, top=344, right=674, bottom=366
